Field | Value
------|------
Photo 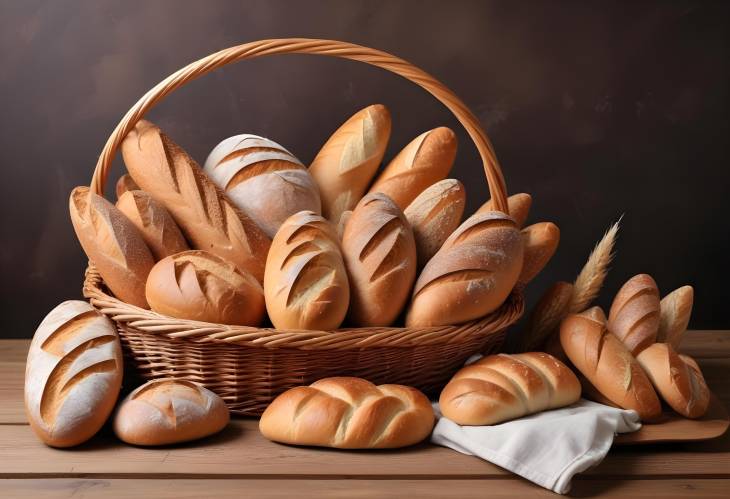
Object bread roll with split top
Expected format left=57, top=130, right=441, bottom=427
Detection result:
left=476, top=192, right=532, bottom=228
left=657, top=285, right=694, bottom=349
left=518, top=222, right=560, bottom=285
left=608, top=274, right=660, bottom=355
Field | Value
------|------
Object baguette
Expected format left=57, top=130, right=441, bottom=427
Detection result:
left=608, top=274, right=660, bottom=355
left=518, top=222, right=560, bottom=285
left=115, top=174, right=139, bottom=199
left=657, top=285, right=694, bottom=349
left=476, top=192, right=532, bottom=228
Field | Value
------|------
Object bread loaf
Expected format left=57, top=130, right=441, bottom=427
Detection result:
left=342, top=193, right=416, bottom=326
left=69, top=186, right=154, bottom=308
left=608, top=274, right=660, bottom=355
left=116, top=190, right=189, bottom=260
left=518, top=222, right=560, bottom=284
left=403, top=179, right=466, bottom=268
left=406, top=212, right=523, bottom=327
left=560, top=311, right=661, bottom=421
left=121, top=120, right=270, bottom=282
left=115, top=174, right=139, bottom=199
left=657, top=285, right=694, bottom=349
left=309, top=105, right=391, bottom=222
left=145, top=250, right=265, bottom=326
left=259, top=377, right=434, bottom=449
left=114, top=379, right=229, bottom=446
left=336, top=210, right=352, bottom=240
left=264, top=211, right=349, bottom=330
left=476, top=192, right=532, bottom=228
left=520, top=281, right=574, bottom=352
left=439, top=352, right=581, bottom=425
left=636, top=343, right=709, bottom=418
left=25, top=301, right=123, bottom=447
left=203, top=134, right=321, bottom=238
left=368, top=127, right=457, bottom=210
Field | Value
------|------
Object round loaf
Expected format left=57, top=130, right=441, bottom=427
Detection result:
left=476, top=192, right=532, bottom=228
left=25, top=301, right=123, bottom=447
left=657, top=285, right=694, bottom=349
left=145, top=250, right=264, bottom=326
left=203, top=134, right=321, bottom=238
left=608, top=274, right=660, bottom=356
left=115, top=173, right=139, bottom=199
left=264, top=211, right=349, bottom=330
left=114, top=379, right=229, bottom=446
left=518, top=222, right=560, bottom=285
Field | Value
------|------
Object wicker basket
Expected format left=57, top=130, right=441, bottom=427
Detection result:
left=83, top=38, right=524, bottom=416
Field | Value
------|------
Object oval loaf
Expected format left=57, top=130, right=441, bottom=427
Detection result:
left=608, top=274, right=660, bottom=356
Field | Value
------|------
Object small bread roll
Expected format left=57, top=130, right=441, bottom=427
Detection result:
left=264, top=211, right=349, bottom=330
left=309, top=105, right=391, bottom=222
left=116, top=190, right=189, bottom=260
left=368, top=127, right=457, bottom=210
left=404, top=179, right=466, bottom=268
left=608, top=274, right=660, bottom=355
left=657, top=285, right=694, bottom=349
left=203, top=134, right=321, bottom=238
left=69, top=186, right=154, bottom=308
left=636, top=343, right=709, bottom=418
left=25, top=301, right=123, bottom=447
left=476, top=192, right=532, bottom=228
left=518, top=222, right=560, bottom=284
left=342, top=193, right=417, bottom=327
left=145, top=250, right=264, bottom=326
left=115, top=174, right=139, bottom=199
left=406, top=212, right=524, bottom=327
left=114, top=379, right=229, bottom=446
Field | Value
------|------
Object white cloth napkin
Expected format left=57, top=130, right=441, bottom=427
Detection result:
left=431, top=399, right=641, bottom=494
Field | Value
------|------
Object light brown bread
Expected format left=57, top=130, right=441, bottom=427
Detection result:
left=145, top=250, right=265, bottom=326
left=69, top=186, right=154, bottom=308
left=25, top=301, right=123, bottom=447
left=116, top=190, right=189, bottom=260
left=520, top=281, right=574, bottom=352
left=264, top=211, right=349, bottom=330
left=309, top=105, right=391, bottom=222
left=560, top=312, right=661, bottom=421
left=115, top=173, right=139, bottom=199
left=121, top=120, right=270, bottom=282
left=608, top=274, right=660, bottom=356
left=406, top=212, right=524, bottom=327
left=114, top=379, right=229, bottom=446
left=439, top=352, right=581, bottom=426
left=342, top=193, right=417, bottom=327
left=476, top=192, right=532, bottom=228
left=636, top=343, right=709, bottom=419
left=404, top=179, right=466, bottom=268
left=368, top=127, right=457, bottom=210
left=657, top=285, right=694, bottom=349
left=203, top=134, right=321, bottom=238
left=259, top=377, right=434, bottom=449
left=336, top=210, right=352, bottom=240
left=518, top=222, right=560, bottom=285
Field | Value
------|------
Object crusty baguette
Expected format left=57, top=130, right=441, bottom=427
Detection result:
left=403, top=179, right=466, bottom=268
left=518, top=222, right=560, bottom=285
left=476, top=192, right=532, bottom=228
left=342, top=193, right=417, bottom=327
left=439, top=352, right=581, bottom=425
left=203, top=134, right=321, bottom=238
left=368, top=127, right=457, bottom=210
left=115, top=173, right=139, bottom=199
left=264, top=211, right=349, bottom=330
left=406, top=212, right=523, bottom=327
left=309, top=105, right=391, bottom=222
left=121, top=120, right=270, bottom=282
left=116, top=190, right=189, bottom=260
left=25, top=301, right=123, bottom=447
left=259, top=377, right=434, bottom=449
left=114, top=379, right=229, bottom=446
left=657, top=285, right=694, bottom=349
left=69, top=186, right=154, bottom=308
left=607, top=274, right=660, bottom=356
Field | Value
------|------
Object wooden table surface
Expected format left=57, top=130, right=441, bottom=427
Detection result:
left=2, top=332, right=728, bottom=498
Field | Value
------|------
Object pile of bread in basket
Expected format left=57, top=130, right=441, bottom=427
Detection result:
left=24, top=104, right=708, bottom=450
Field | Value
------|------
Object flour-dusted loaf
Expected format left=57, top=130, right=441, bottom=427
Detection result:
left=636, top=343, right=709, bottom=418
left=403, top=179, right=466, bottom=268
left=439, top=352, right=581, bottom=425
left=69, top=186, right=154, bottom=308
left=145, top=250, right=265, bottom=326
left=342, top=193, right=417, bottom=327
left=121, top=120, right=270, bottom=282
left=560, top=310, right=661, bottom=421
left=114, top=379, right=229, bottom=446
left=476, top=192, right=532, bottom=228
left=25, top=301, right=123, bottom=447
left=406, top=211, right=524, bottom=327
left=657, top=285, right=694, bottom=349
left=259, top=377, right=434, bottom=449
left=203, top=134, right=321, bottom=238
left=368, top=127, right=457, bottom=210
left=116, top=190, right=189, bottom=260
left=264, top=211, right=349, bottom=330
left=608, top=274, right=660, bottom=356
left=518, top=222, right=560, bottom=285
left=115, top=173, right=139, bottom=199
left=309, top=105, right=391, bottom=223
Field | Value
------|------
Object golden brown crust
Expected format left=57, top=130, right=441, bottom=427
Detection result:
left=657, top=285, right=694, bottom=349
left=115, top=174, right=139, bottom=199
left=608, top=274, right=661, bottom=356
left=476, top=193, right=532, bottom=228
left=518, top=222, right=560, bottom=284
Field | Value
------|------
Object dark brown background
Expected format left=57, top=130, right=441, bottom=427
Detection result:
left=1, top=0, right=727, bottom=338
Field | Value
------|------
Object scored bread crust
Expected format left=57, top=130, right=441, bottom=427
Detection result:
left=657, top=285, right=694, bottom=349
left=608, top=274, right=661, bottom=356
left=476, top=192, right=532, bottom=228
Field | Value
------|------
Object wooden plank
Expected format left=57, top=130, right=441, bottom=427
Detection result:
left=681, top=331, right=730, bottom=358
left=0, top=339, right=28, bottom=363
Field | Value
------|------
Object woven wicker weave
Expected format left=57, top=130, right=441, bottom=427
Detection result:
left=83, top=38, right=524, bottom=416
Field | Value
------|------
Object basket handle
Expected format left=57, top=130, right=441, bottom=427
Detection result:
left=90, top=38, right=509, bottom=212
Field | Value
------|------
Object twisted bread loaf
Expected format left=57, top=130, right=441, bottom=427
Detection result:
left=259, top=377, right=434, bottom=449
left=476, top=192, right=532, bottom=228
left=657, top=285, right=694, bottom=349
left=439, top=352, right=581, bottom=425
left=608, top=274, right=660, bottom=355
